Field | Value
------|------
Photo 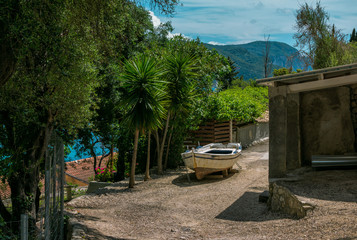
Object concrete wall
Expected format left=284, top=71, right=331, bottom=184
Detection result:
left=233, top=122, right=269, bottom=147
left=268, top=85, right=356, bottom=177
left=300, top=87, right=355, bottom=165
left=350, top=84, right=357, bottom=149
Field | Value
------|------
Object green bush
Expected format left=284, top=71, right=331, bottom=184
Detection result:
left=194, top=86, right=268, bottom=123
left=95, top=167, right=115, bottom=182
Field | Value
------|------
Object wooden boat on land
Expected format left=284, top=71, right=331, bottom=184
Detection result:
left=181, top=143, right=242, bottom=180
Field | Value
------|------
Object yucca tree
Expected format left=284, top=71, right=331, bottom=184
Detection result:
left=156, top=52, right=197, bottom=173
left=121, top=55, right=167, bottom=188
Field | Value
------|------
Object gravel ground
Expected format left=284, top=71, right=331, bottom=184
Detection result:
left=67, top=140, right=357, bottom=240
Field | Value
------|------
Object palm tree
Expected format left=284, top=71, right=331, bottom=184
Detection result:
left=156, top=52, right=197, bottom=174
left=121, top=55, right=167, bottom=188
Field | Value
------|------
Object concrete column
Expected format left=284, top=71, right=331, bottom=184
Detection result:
left=269, top=86, right=287, bottom=178
left=286, top=93, right=301, bottom=170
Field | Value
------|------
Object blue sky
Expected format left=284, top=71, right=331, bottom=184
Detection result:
left=148, top=0, right=357, bottom=46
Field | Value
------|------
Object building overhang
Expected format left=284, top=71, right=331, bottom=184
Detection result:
left=257, top=63, right=357, bottom=93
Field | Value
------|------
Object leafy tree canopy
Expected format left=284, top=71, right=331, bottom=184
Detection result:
left=293, top=1, right=352, bottom=69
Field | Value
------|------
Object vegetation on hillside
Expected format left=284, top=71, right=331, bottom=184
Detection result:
left=205, top=41, right=305, bottom=79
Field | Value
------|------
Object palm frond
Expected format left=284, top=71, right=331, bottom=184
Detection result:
left=164, top=52, right=198, bottom=114
left=120, top=55, right=168, bottom=132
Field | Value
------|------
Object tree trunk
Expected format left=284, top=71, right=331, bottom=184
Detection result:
left=263, top=34, right=272, bottom=78
left=164, top=125, right=174, bottom=170
left=0, top=196, right=11, bottom=223
left=8, top=175, right=27, bottom=232
left=0, top=43, right=16, bottom=87
left=7, top=119, right=53, bottom=234
left=157, top=111, right=171, bottom=174
left=91, top=148, right=98, bottom=174
left=114, top=145, right=126, bottom=182
left=154, top=130, right=160, bottom=174
left=144, top=130, right=151, bottom=181
left=129, top=129, right=140, bottom=188
left=99, top=153, right=110, bottom=169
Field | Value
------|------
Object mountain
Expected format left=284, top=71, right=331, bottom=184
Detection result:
left=204, top=41, right=305, bottom=80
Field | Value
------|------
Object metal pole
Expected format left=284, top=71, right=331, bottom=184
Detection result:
left=45, top=170, right=50, bottom=240
left=45, top=148, right=51, bottom=240
left=60, top=141, right=65, bottom=240
left=52, top=143, right=57, bottom=218
left=21, top=214, right=28, bottom=240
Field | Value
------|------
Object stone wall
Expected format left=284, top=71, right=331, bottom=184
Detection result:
left=268, top=182, right=314, bottom=218
left=300, top=87, right=355, bottom=165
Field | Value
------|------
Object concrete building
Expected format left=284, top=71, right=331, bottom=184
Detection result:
left=257, top=63, right=357, bottom=178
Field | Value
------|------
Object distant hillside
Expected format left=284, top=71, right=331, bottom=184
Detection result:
left=204, top=41, right=305, bottom=80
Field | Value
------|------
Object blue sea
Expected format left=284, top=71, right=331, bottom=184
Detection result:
left=65, top=141, right=105, bottom=162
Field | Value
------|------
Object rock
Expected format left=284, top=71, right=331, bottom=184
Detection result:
left=86, top=181, right=112, bottom=194
left=258, top=190, right=269, bottom=203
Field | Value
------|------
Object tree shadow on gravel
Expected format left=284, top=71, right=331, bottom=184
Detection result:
left=215, top=191, right=292, bottom=222
left=76, top=222, right=130, bottom=240
left=88, top=187, right=133, bottom=196
left=68, top=213, right=131, bottom=240
left=171, top=171, right=237, bottom=187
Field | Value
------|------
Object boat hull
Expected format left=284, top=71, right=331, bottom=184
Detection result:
left=181, top=146, right=241, bottom=180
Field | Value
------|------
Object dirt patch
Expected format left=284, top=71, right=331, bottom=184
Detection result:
left=67, top=141, right=357, bottom=240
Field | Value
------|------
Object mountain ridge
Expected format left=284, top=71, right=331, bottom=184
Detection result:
left=204, top=41, right=304, bottom=80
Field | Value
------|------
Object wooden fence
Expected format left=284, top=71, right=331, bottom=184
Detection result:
left=184, top=120, right=237, bottom=147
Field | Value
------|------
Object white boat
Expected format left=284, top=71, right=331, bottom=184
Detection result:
left=181, top=143, right=242, bottom=180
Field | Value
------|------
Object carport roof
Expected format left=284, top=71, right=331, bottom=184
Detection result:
left=257, top=63, right=357, bottom=93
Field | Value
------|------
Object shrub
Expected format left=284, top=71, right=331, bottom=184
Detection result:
left=192, top=86, right=268, bottom=124
left=95, top=167, right=116, bottom=182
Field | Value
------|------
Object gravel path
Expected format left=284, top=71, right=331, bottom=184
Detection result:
left=67, top=140, right=357, bottom=240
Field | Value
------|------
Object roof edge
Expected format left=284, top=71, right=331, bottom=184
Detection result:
left=257, top=63, right=357, bottom=84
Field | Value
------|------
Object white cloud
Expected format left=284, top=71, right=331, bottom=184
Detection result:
left=167, top=32, right=192, bottom=40
left=207, top=41, right=226, bottom=45
left=149, top=11, right=161, bottom=28
left=148, top=11, right=192, bottom=40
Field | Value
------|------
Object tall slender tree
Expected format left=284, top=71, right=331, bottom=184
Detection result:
left=121, top=55, right=167, bottom=188
left=263, top=35, right=272, bottom=78
left=155, top=53, right=197, bottom=174
left=0, top=1, right=99, bottom=233
left=294, top=1, right=348, bottom=69
left=350, top=28, right=357, bottom=42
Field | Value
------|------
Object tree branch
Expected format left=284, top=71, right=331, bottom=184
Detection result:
left=0, top=196, right=11, bottom=222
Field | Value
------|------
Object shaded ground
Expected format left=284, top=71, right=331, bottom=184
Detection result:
left=67, top=140, right=357, bottom=240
